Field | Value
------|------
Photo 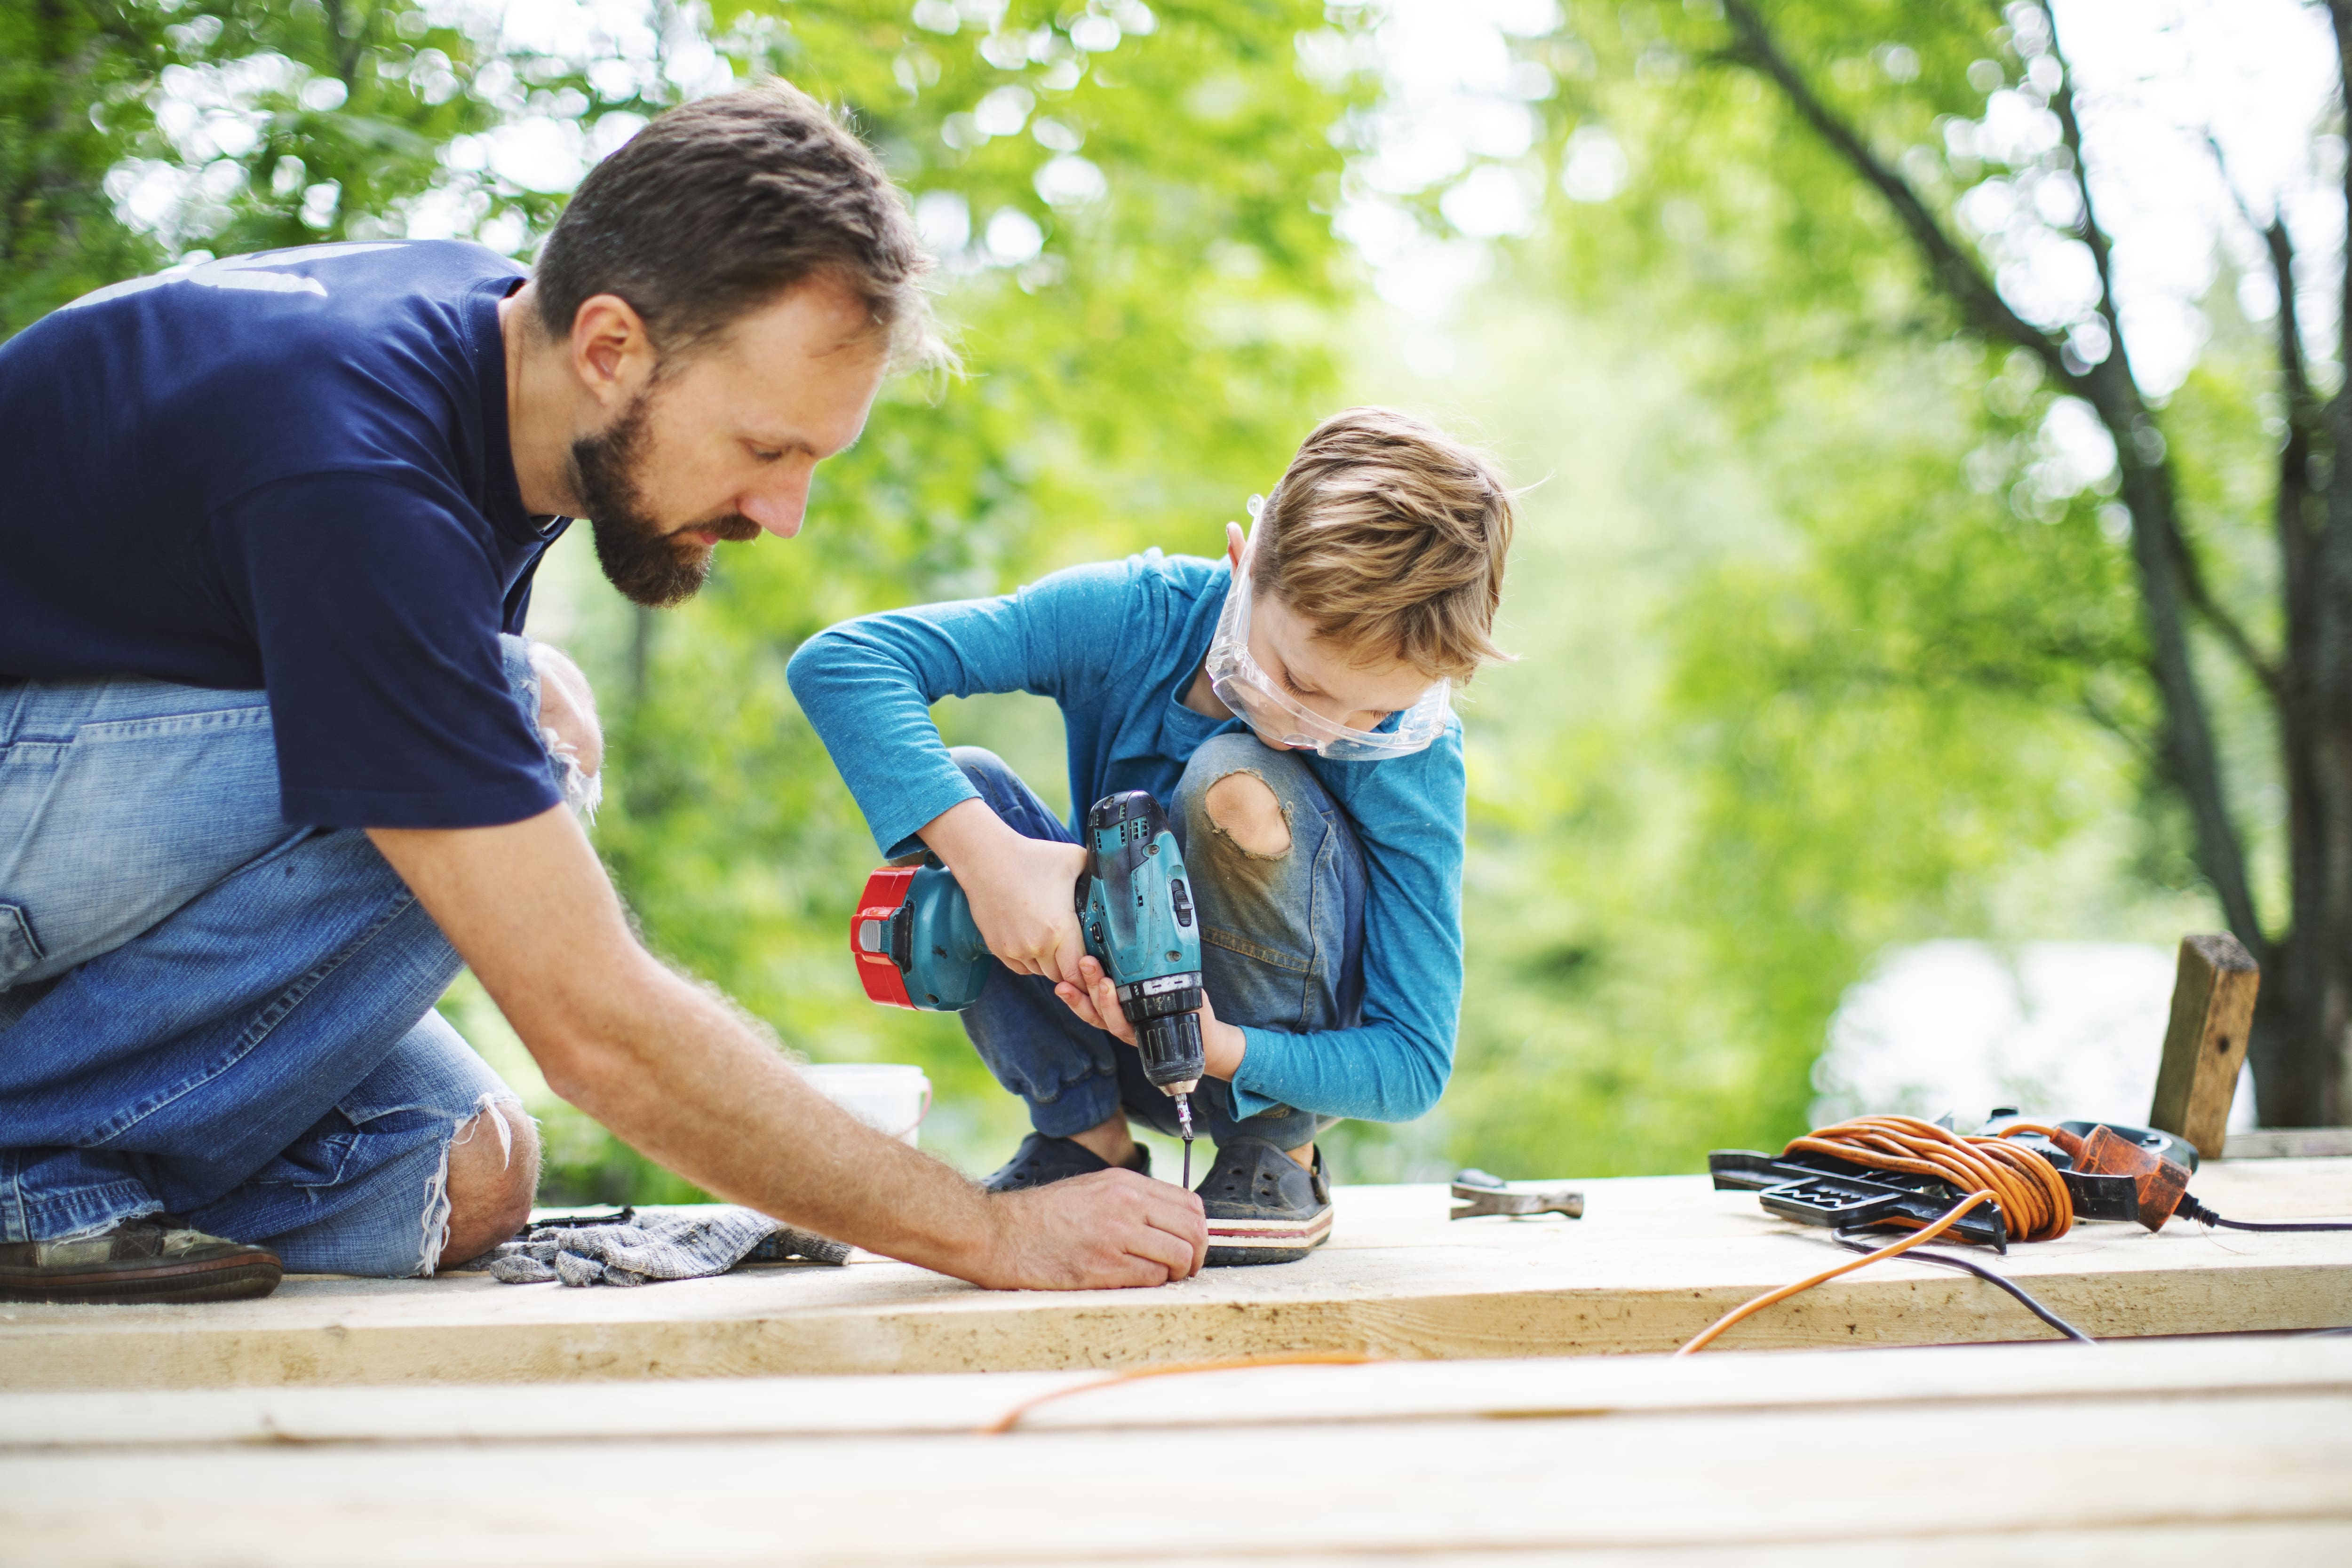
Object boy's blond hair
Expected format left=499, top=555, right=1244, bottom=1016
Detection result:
left=1253, top=407, right=1514, bottom=683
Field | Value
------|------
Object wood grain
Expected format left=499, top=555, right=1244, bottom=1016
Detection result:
left=4, top=1165, right=2347, bottom=1391
left=1, top=1341, right=2347, bottom=1567
left=2149, top=932, right=2262, bottom=1159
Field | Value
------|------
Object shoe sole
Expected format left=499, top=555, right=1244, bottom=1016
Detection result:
left=0, top=1254, right=283, bottom=1306
left=1204, top=1207, right=1333, bottom=1267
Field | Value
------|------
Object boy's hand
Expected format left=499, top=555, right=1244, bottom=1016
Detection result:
left=1055, top=955, right=1248, bottom=1081
left=919, top=798, right=1089, bottom=985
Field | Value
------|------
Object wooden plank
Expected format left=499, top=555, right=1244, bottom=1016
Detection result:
left=1, top=1166, right=2345, bottom=1390
left=4, top=1337, right=2346, bottom=1449
left=2149, top=932, right=2262, bottom=1159
left=0, top=1346, right=2345, bottom=1566
left=2227, top=1127, right=2352, bottom=1159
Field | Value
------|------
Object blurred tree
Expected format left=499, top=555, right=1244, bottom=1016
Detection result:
left=0, top=0, right=514, bottom=335
left=1511, top=0, right=2348, bottom=1125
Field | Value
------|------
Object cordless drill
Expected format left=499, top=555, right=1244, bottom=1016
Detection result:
left=850, top=791, right=1209, bottom=1176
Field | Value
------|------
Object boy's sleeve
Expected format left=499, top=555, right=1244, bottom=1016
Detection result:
left=1225, top=730, right=1466, bottom=1124
left=786, top=559, right=1148, bottom=857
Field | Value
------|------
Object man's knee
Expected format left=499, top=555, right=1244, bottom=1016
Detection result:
left=528, top=641, right=602, bottom=780
left=439, top=1100, right=540, bottom=1269
left=1203, top=770, right=1291, bottom=858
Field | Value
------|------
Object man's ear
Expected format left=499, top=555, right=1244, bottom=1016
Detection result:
left=1225, top=520, right=1247, bottom=569
left=568, top=293, right=657, bottom=411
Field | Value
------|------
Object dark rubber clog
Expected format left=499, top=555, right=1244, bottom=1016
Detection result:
left=1197, top=1137, right=1332, bottom=1266
left=983, top=1132, right=1150, bottom=1193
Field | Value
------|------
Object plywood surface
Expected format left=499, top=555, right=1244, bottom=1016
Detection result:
left=2, top=1163, right=2346, bottom=1390
left=1, top=1339, right=2346, bottom=1568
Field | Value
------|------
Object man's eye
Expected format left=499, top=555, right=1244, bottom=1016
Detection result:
left=748, top=445, right=782, bottom=462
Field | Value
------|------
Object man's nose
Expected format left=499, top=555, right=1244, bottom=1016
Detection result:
left=739, top=467, right=811, bottom=539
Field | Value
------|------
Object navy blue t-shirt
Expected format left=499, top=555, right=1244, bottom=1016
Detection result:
left=0, top=240, right=567, bottom=828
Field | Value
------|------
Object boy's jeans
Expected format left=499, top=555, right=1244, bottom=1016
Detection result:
left=0, top=638, right=553, bottom=1275
left=955, top=733, right=1367, bottom=1155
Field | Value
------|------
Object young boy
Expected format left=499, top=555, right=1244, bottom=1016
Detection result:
left=787, top=407, right=1514, bottom=1265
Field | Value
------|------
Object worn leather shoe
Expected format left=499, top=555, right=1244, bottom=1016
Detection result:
left=0, top=1215, right=282, bottom=1304
left=1198, top=1136, right=1332, bottom=1265
left=983, top=1132, right=1150, bottom=1192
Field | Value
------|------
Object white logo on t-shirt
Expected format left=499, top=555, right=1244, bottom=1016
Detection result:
left=61, top=243, right=409, bottom=309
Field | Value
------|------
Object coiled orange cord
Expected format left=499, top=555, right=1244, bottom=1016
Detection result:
left=1678, top=1115, right=2088, bottom=1355
left=1788, top=1115, right=2075, bottom=1243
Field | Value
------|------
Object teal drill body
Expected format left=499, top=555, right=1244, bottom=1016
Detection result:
left=854, top=792, right=1208, bottom=1159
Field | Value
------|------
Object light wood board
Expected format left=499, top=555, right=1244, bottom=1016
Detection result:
left=2, top=1163, right=2346, bottom=1391
left=1, top=1339, right=2346, bottom=1567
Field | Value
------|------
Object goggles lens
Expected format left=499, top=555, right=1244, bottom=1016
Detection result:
left=1204, top=539, right=1451, bottom=761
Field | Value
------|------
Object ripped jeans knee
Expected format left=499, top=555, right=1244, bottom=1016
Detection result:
left=499, top=634, right=603, bottom=820
left=1203, top=768, right=1294, bottom=858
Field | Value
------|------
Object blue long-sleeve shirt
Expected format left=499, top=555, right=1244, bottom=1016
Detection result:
left=787, top=550, right=1465, bottom=1125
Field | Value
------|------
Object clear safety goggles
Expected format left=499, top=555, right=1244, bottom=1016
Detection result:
left=1204, top=526, right=1452, bottom=761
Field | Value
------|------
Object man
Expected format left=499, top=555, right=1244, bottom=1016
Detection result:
left=0, top=82, right=1206, bottom=1304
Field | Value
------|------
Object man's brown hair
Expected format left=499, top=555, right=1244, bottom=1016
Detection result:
left=534, top=80, right=939, bottom=364
left=1253, top=407, right=1515, bottom=683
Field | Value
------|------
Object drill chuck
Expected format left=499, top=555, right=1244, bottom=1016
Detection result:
left=1137, top=1009, right=1205, bottom=1100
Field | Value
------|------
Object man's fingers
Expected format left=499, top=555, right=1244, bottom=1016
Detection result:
left=1092, top=1170, right=1206, bottom=1281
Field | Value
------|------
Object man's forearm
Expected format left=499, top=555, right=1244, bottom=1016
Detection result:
left=545, top=951, right=1002, bottom=1275
left=371, top=807, right=1205, bottom=1290
left=371, top=809, right=998, bottom=1277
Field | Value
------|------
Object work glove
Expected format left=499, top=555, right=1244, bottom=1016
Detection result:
left=477, top=1205, right=850, bottom=1287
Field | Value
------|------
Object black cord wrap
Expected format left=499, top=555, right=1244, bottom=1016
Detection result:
left=2176, top=1192, right=2352, bottom=1233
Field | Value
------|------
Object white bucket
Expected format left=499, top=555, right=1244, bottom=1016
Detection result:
left=803, top=1063, right=931, bottom=1147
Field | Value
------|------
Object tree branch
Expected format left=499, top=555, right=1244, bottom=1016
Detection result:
left=1715, top=0, right=2071, bottom=384
left=1716, top=0, right=2266, bottom=946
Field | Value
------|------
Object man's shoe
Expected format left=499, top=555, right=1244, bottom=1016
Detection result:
left=983, top=1132, right=1150, bottom=1193
left=1198, top=1137, right=1332, bottom=1266
left=0, top=1216, right=282, bottom=1305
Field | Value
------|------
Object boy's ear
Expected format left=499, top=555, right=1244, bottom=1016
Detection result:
left=1225, top=521, right=1246, bottom=569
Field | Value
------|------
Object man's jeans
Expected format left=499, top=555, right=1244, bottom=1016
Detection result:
left=0, top=638, right=552, bottom=1274
left=955, top=734, right=1367, bottom=1154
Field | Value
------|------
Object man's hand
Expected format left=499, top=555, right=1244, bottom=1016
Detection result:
left=367, top=807, right=1203, bottom=1290
left=1056, top=954, right=1248, bottom=1082
left=976, top=1169, right=1207, bottom=1289
left=919, top=798, right=1088, bottom=985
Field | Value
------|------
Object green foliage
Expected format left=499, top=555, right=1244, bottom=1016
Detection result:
left=1387, top=0, right=2259, bottom=1173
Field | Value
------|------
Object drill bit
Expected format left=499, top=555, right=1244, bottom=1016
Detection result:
left=1176, top=1093, right=1194, bottom=1187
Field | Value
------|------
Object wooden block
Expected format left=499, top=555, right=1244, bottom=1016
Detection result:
left=2148, top=932, right=2261, bottom=1159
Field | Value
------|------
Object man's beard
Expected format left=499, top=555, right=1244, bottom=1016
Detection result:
left=571, top=390, right=761, bottom=609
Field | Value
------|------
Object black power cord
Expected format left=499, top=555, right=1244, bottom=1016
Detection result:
left=1832, top=1229, right=2094, bottom=1344
left=2175, top=1193, right=2352, bottom=1233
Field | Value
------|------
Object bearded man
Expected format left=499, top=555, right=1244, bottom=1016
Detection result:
left=0, top=84, right=1206, bottom=1303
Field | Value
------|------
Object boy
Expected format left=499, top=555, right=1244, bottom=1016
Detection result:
left=788, top=407, right=1513, bottom=1264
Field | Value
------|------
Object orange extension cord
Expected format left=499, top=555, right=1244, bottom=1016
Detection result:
left=981, top=1351, right=1375, bottom=1435
left=1677, top=1113, right=2083, bottom=1355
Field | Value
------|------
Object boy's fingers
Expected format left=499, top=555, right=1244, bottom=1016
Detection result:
left=1051, top=923, right=1088, bottom=987
left=1053, top=982, right=1104, bottom=1030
